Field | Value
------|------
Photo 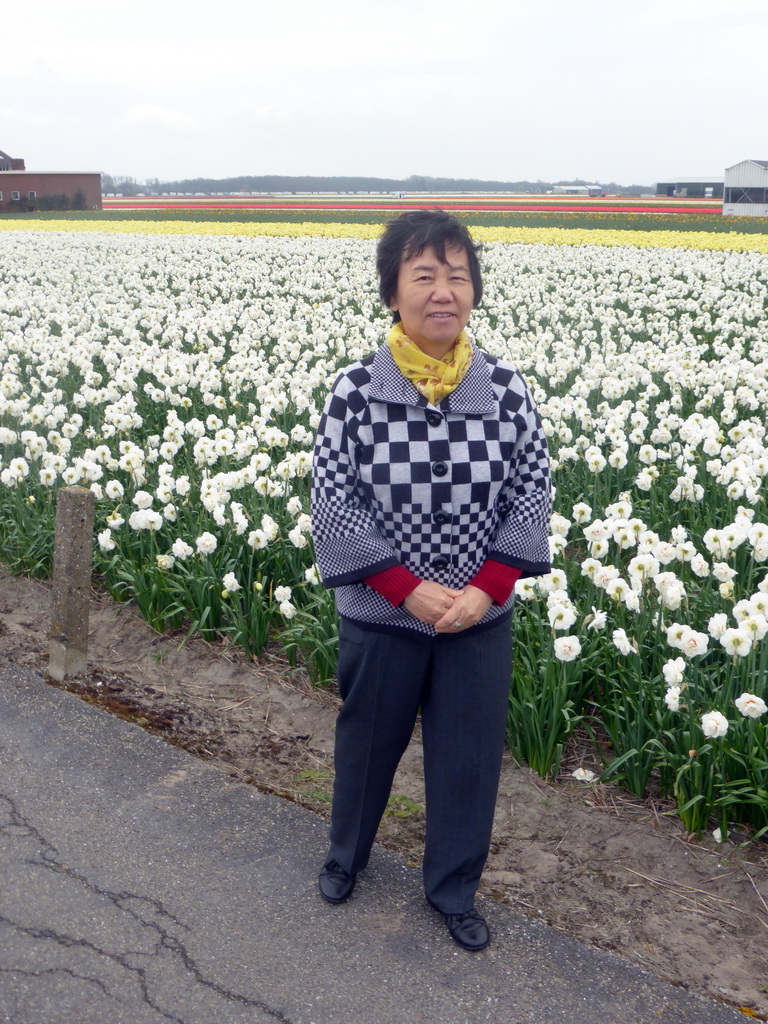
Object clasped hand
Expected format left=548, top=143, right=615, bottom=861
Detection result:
left=403, top=581, right=493, bottom=633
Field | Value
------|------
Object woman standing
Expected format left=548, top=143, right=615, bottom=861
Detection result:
left=311, top=210, right=551, bottom=951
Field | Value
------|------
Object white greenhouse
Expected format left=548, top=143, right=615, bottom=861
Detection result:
left=723, top=160, right=768, bottom=217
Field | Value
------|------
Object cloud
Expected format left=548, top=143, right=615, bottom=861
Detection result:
left=126, top=105, right=195, bottom=132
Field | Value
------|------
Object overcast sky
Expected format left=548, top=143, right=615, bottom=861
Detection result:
left=3, top=0, right=765, bottom=186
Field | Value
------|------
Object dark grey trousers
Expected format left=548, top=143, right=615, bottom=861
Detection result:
left=327, top=615, right=512, bottom=914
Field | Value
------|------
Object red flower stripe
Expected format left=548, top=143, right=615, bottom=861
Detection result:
left=102, top=201, right=720, bottom=215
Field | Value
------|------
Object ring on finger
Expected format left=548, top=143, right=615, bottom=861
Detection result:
left=453, top=620, right=462, bottom=630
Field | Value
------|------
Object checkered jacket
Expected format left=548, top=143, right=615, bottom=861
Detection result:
left=311, top=342, right=552, bottom=636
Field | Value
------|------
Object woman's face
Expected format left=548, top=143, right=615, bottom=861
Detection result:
left=389, top=244, right=474, bottom=359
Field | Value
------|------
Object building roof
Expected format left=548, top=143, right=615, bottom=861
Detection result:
left=0, top=170, right=101, bottom=176
left=725, top=160, right=768, bottom=171
left=657, top=176, right=724, bottom=184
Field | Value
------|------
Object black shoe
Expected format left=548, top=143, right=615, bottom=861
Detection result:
left=443, top=908, right=490, bottom=951
left=318, top=859, right=356, bottom=904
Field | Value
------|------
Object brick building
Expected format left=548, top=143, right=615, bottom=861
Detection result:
left=0, top=149, right=102, bottom=211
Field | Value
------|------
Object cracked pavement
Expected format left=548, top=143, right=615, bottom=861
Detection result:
left=0, top=658, right=747, bottom=1024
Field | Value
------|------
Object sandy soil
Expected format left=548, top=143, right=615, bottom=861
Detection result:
left=1, top=566, right=766, bottom=1019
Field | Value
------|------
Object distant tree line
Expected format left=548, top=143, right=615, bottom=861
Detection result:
left=101, top=173, right=652, bottom=197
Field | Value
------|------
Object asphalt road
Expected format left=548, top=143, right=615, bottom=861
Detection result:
left=0, top=657, right=747, bottom=1024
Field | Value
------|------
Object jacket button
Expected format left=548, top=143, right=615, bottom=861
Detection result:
left=431, top=555, right=449, bottom=570
left=427, top=412, right=442, bottom=427
left=432, top=509, right=452, bottom=525
left=432, top=461, right=448, bottom=477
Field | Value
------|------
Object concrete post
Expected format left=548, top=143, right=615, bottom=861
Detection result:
left=49, top=486, right=95, bottom=681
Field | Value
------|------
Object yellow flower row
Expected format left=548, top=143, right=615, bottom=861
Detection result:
left=472, top=224, right=768, bottom=254
left=2, top=217, right=767, bottom=253
left=0, top=219, right=380, bottom=240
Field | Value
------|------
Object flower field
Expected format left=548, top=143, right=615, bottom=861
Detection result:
left=4, top=216, right=768, bottom=252
left=1, top=225, right=767, bottom=839
left=101, top=196, right=720, bottom=216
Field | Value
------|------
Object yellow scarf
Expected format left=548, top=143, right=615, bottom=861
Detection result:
left=387, top=322, right=473, bottom=405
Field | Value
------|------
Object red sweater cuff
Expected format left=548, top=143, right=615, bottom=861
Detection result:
left=364, top=565, right=421, bottom=606
left=469, top=561, right=522, bottom=605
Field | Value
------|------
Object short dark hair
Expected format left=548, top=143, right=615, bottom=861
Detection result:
left=376, top=209, right=483, bottom=318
